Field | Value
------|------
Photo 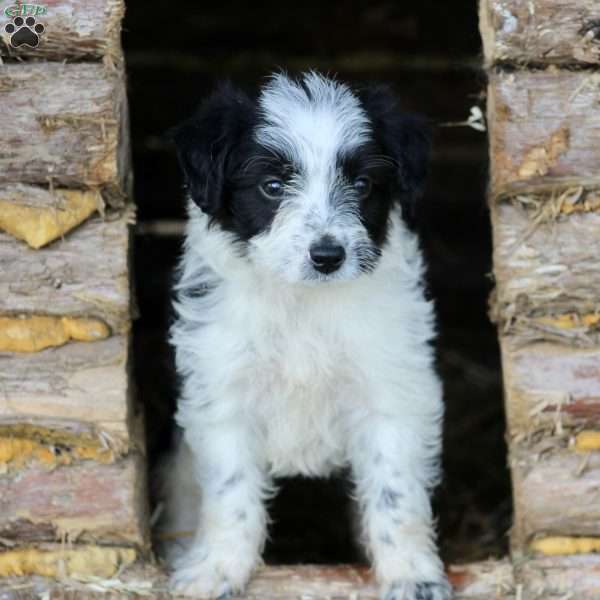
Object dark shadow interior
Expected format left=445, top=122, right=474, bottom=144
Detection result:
left=124, top=0, right=510, bottom=565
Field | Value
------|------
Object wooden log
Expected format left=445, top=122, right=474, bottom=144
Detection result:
left=511, top=440, right=600, bottom=547
left=0, top=560, right=516, bottom=599
left=0, top=1, right=124, bottom=63
left=0, top=64, right=130, bottom=203
left=501, top=338, right=600, bottom=436
left=0, top=336, right=133, bottom=444
left=517, top=554, right=600, bottom=598
left=0, top=454, right=147, bottom=547
left=480, top=0, right=600, bottom=65
left=0, top=185, right=101, bottom=249
left=487, top=70, right=600, bottom=195
left=0, top=214, right=131, bottom=335
left=491, top=190, right=600, bottom=345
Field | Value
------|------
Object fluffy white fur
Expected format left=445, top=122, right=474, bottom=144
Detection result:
left=158, top=73, right=450, bottom=600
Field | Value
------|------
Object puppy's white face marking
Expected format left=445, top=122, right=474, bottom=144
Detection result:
left=249, top=72, right=380, bottom=284
left=256, top=72, right=371, bottom=168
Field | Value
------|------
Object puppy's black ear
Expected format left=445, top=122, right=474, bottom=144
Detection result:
left=359, top=85, right=431, bottom=220
left=169, top=83, right=255, bottom=215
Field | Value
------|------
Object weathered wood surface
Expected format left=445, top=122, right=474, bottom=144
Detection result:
left=0, top=335, right=132, bottom=443
left=0, top=559, right=516, bottom=599
left=501, top=339, right=600, bottom=436
left=0, top=0, right=124, bottom=62
left=0, top=454, right=147, bottom=547
left=480, top=0, right=600, bottom=65
left=487, top=70, right=600, bottom=194
left=0, top=64, right=129, bottom=202
left=0, top=214, right=131, bottom=334
left=0, top=185, right=101, bottom=249
left=511, top=441, right=600, bottom=546
left=517, top=554, right=600, bottom=598
left=491, top=193, right=600, bottom=345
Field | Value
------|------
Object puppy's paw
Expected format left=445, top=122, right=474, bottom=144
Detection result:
left=169, top=561, right=233, bottom=598
left=382, top=578, right=453, bottom=600
left=168, top=544, right=255, bottom=598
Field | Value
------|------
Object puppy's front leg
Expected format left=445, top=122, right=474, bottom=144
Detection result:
left=169, top=417, right=269, bottom=599
left=350, top=413, right=451, bottom=600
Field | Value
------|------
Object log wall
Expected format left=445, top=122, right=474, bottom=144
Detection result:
left=0, top=0, right=148, bottom=582
left=481, top=0, right=600, bottom=596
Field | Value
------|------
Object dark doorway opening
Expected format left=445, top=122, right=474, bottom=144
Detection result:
left=124, top=0, right=510, bottom=566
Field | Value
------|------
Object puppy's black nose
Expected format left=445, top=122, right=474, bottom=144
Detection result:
left=309, top=239, right=346, bottom=274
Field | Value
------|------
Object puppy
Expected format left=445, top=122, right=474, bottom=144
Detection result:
left=158, top=72, right=451, bottom=600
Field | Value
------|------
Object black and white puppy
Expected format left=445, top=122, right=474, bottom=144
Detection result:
left=158, top=72, right=451, bottom=600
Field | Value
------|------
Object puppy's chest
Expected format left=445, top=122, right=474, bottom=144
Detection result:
left=238, top=303, right=361, bottom=475
left=244, top=302, right=354, bottom=390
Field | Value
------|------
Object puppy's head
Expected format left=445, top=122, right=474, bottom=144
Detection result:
left=171, top=72, right=430, bottom=283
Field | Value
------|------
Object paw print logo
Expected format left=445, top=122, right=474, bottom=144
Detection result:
left=4, top=16, right=45, bottom=48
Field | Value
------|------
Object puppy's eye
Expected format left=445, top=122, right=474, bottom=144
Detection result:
left=259, top=178, right=285, bottom=200
left=353, top=176, right=372, bottom=198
